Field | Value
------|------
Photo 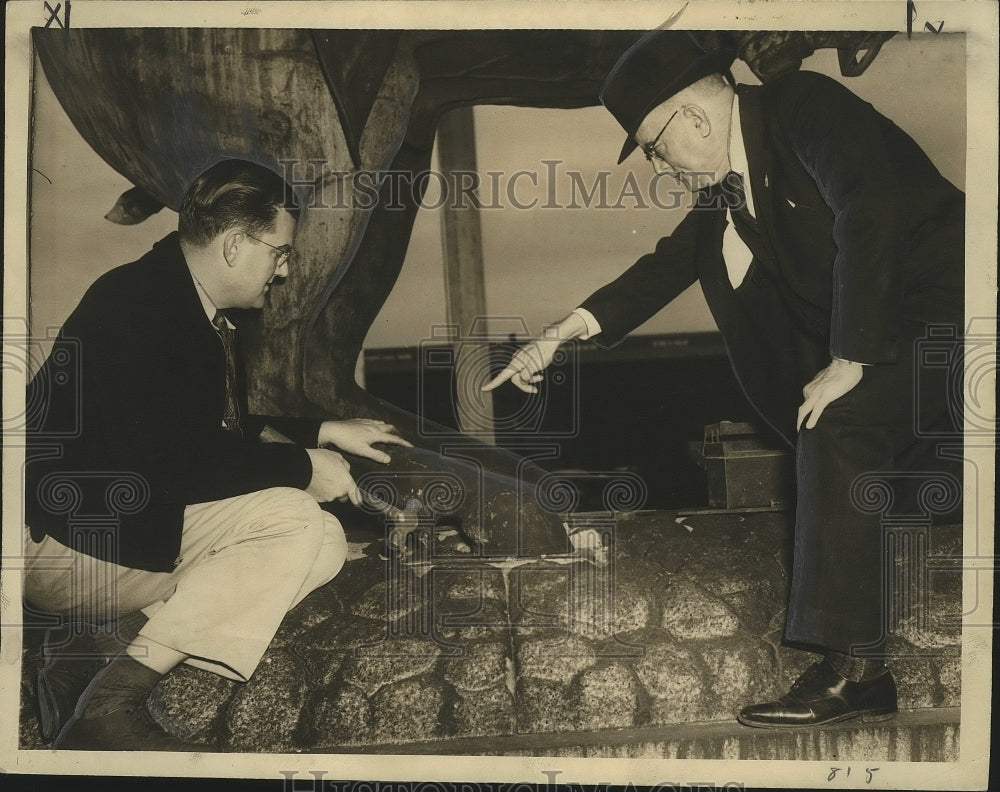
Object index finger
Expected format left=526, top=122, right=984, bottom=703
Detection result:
left=378, top=433, right=414, bottom=448
left=481, top=366, right=518, bottom=392
left=804, top=396, right=831, bottom=430
left=352, top=446, right=392, bottom=464
left=796, top=398, right=814, bottom=432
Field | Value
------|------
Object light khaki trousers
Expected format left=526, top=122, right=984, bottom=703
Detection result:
left=25, top=487, right=347, bottom=681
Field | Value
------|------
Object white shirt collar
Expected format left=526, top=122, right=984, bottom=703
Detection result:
left=727, top=90, right=755, bottom=216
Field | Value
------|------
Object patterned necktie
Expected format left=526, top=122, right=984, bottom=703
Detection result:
left=211, top=311, right=243, bottom=438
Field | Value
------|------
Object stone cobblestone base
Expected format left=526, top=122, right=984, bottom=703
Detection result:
left=19, top=512, right=962, bottom=757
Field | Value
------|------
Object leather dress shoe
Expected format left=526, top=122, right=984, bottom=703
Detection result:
left=737, top=659, right=897, bottom=729
left=54, top=704, right=213, bottom=752
left=36, top=629, right=109, bottom=742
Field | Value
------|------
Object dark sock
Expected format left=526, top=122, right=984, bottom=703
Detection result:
left=78, top=654, right=164, bottom=719
left=825, top=651, right=887, bottom=682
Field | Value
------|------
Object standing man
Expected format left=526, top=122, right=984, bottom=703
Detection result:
left=25, top=159, right=410, bottom=750
left=484, top=31, right=964, bottom=727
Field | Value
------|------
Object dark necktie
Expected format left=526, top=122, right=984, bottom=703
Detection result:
left=212, top=311, right=243, bottom=438
left=722, top=171, right=771, bottom=265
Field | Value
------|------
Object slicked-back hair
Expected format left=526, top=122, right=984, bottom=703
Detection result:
left=178, top=159, right=300, bottom=247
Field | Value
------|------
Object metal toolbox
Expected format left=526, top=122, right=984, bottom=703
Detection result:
left=688, top=421, right=793, bottom=510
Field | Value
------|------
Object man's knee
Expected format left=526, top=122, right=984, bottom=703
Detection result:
left=289, top=513, right=348, bottom=604
left=321, top=512, right=348, bottom=553
left=314, top=513, right=349, bottom=582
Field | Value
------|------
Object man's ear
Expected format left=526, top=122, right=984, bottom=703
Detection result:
left=684, top=105, right=712, bottom=138
left=222, top=230, right=242, bottom=268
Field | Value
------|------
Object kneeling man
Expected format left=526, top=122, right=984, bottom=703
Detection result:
left=24, top=159, right=409, bottom=750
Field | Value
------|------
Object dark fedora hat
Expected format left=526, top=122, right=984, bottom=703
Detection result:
left=601, top=30, right=737, bottom=164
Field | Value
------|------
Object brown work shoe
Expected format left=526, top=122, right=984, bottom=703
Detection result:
left=53, top=704, right=213, bottom=752
left=36, top=629, right=108, bottom=742
left=36, top=615, right=150, bottom=742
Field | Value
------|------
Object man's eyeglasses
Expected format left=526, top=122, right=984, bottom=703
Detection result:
left=641, top=109, right=679, bottom=166
left=245, top=232, right=294, bottom=268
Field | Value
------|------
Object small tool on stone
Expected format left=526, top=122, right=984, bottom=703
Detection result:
left=360, top=488, right=430, bottom=556
left=359, top=488, right=405, bottom=520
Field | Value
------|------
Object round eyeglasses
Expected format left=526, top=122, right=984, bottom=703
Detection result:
left=245, top=232, right=294, bottom=268
left=641, top=109, right=679, bottom=167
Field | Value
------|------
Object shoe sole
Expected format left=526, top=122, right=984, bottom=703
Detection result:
left=52, top=708, right=213, bottom=752
left=737, top=708, right=898, bottom=729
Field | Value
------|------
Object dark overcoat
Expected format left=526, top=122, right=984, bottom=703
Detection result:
left=580, top=70, right=964, bottom=444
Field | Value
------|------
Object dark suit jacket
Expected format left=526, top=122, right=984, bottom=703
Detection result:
left=580, top=70, right=965, bottom=441
left=25, top=233, right=322, bottom=573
